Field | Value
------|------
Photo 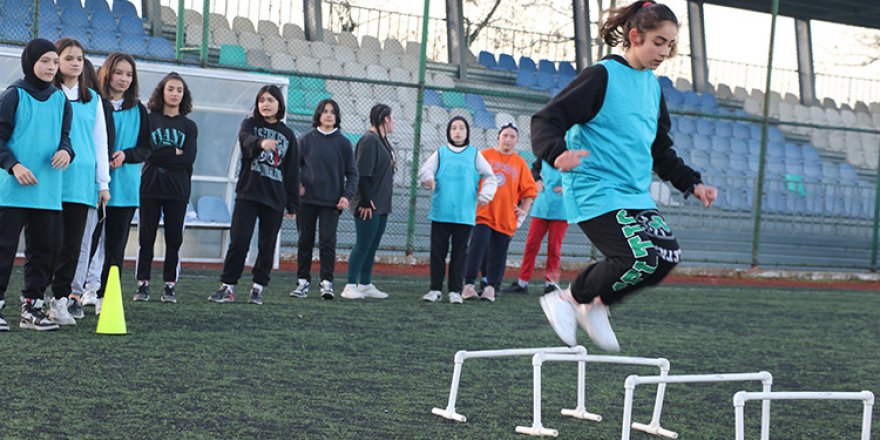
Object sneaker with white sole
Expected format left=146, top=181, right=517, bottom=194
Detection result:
left=81, top=289, right=98, bottom=306
left=133, top=283, right=150, bottom=302
left=539, top=287, right=578, bottom=346
left=358, top=284, right=388, bottom=299
left=67, top=297, right=84, bottom=319
left=319, top=280, right=334, bottom=300
left=421, top=290, right=441, bottom=302
left=448, top=292, right=463, bottom=304
left=341, top=284, right=365, bottom=299
left=161, top=283, right=177, bottom=303
left=247, top=285, right=264, bottom=305
left=461, top=284, right=478, bottom=300
left=575, top=298, right=620, bottom=352
left=208, top=284, right=235, bottom=303
left=0, top=300, right=8, bottom=331
left=543, top=282, right=561, bottom=294
left=481, top=285, right=496, bottom=303
left=20, top=299, right=59, bottom=331
left=95, top=298, right=102, bottom=316
left=48, top=297, right=76, bottom=326
left=289, top=279, right=310, bottom=298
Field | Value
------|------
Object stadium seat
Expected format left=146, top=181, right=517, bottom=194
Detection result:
left=658, top=76, right=674, bottom=90
left=300, top=76, right=325, bottom=92
left=232, top=16, right=256, bottom=34
left=90, top=30, right=119, bottom=52
left=699, top=93, right=719, bottom=112
left=246, top=49, right=271, bottom=70
left=559, top=61, right=576, bottom=78
left=515, top=70, right=538, bottom=89
left=282, top=23, right=305, bottom=40
left=62, top=26, right=91, bottom=44
left=38, top=26, right=62, bottom=42
left=696, top=118, right=714, bottom=137
left=361, top=35, right=381, bottom=52
left=383, top=38, right=403, bottom=54
left=117, top=15, right=145, bottom=36
left=304, top=91, right=332, bottom=109
left=62, top=6, right=90, bottom=27
left=677, top=116, right=696, bottom=134
left=518, top=56, right=536, bottom=72
left=423, top=89, right=442, bottom=107
left=711, top=137, right=731, bottom=153
left=111, top=0, right=138, bottom=17
left=146, top=36, right=175, bottom=58
left=335, top=32, right=359, bottom=49
left=119, top=34, right=147, bottom=56
left=664, top=88, right=684, bottom=109
left=682, top=91, right=701, bottom=112
left=85, top=0, right=111, bottom=14
left=465, top=94, right=487, bottom=113
left=196, top=196, right=231, bottom=224
left=535, top=72, right=556, bottom=90
left=478, top=51, right=496, bottom=69
left=91, top=11, right=118, bottom=33
left=218, top=44, right=247, bottom=67
left=238, top=31, right=262, bottom=51
left=440, top=91, right=466, bottom=109
left=537, top=59, right=556, bottom=76
left=257, top=20, right=279, bottom=37
left=494, top=53, right=517, bottom=72
left=473, top=110, right=495, bottom=129
left=0, top=19, right=32, bottom=42
left=715, top=121, right=733, bottom=138
left=57, top=0, right=81, bottom=12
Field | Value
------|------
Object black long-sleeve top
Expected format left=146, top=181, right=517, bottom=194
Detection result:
left=236, top=116, right=299, bottom=214
left=298, top=128, right=358, bottom=208
left=140, top=112, right=198, bottom=201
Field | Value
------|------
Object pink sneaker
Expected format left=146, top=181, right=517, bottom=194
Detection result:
left=481, top=285, right=496, bottom=302
left=461, top=284, right=478, bottom=300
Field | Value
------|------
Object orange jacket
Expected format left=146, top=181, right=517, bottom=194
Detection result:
left=477, top=148, right=538, bottom=236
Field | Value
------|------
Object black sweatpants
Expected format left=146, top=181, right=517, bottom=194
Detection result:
left=429, top=221, right=472, bottom=294
left=572, top=209, right=680, bottom=306
left=52, top=202, right=91, bottom=299
left=296, top=202, right=340, bottom=282
left=98, top=206, right=137, bottom=297
left=136, top=198, right=187, bottom=283
left=221, top=199, right=284, bottom=287
left=0, top=208, right=60, bottom=301
left=463, top=224, right=512, bottom=289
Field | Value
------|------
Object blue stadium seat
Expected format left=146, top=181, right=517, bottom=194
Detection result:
left=557, top=72, right=575, bottom=88
left=146, top=36, right=175, bottom=59
left=558, top=61, right=576, bottom=78
left=730, top=138, right=749, bottom=156
left=90, top=10, right=118, bottom=32
left=464, top=94, right=486, bottom=113
left=196, top=196, right=231, bottom=224
left=119, top=34, right=147, bottom=56
left=112, top=0, right=138, bottom=17
left=535, top=72, right=555, bottom=90
left=518, top=56, right=536, bottom=72
left=784, top=161, right=803, bottom=176
left=0, top=19, right=32, bottom=42
left=473, top=110, right=495, bottom=129
left=61, top=6, right=90, bottom=27
left=731, top=123, right=750, bottom=140
left=690, top=149, right=709, bottom=168
left=709, top=151, right=729, bottom=170
left=682, top=91, right=700, bottom=111
left=515, top=70, right=537, bottom=88
left=57, top=0, right=81, bottom=11
left=663, top=88, right=683, bottom=109
left=38, top=26, right=62, bottom=42
left=766, top=142, right=784, bottom=159
left=5, top=0, right=33, bottom=21
left=729, top=155, right=749, bottom=175
left=715, top=121, right=733, bottom=138
left=783, top=143, right=802, bottom=163
left=767, top=127, right=785, bottom=144
left=658, top=76, right=674, bottom=90
left=478, top=51, right=496, bottom=69
left=748, top=124, right=762, bottom=140
left=495, top=53, right=517, bottom=72
left=61, top=26, right=90, bottom=44
left=423, top=89, right=442, bottom=107
left=696, top=118, right=714, bottom=136
left=820, top=163, right=839, bottom=181
left=711, top=136, right=731, bottom=153
left=85, top=0, right=111, bottom=14
left=118, top=15, right=145, bottom=36
left=37, top=1, right=61, bottom=27
left=766, top=161, right=785, bottom=178
left=699, top=93, right=719, bottom=112
left=802, top=163, right=821, bottom=180
left=677, top=116, right=696, bottom=134
left=90, top=30, right=118, bottom=52
left=538, top=59, right=556, bottom=75
left=802, top=145, right=820, bottom=163
left=674, top=133, right=692, bottom=151
left=838, top=162, right=858, bottom=184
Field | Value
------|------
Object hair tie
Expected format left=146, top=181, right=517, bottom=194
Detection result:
left=641, top=1, right=655, bottom=8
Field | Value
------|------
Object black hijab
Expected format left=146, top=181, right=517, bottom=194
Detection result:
left=21, top=38, right=58, bottom=91
left=446, top=115, right=470, bottom=147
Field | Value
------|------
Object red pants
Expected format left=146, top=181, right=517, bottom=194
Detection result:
left=519, top=217, right=567, bottom=282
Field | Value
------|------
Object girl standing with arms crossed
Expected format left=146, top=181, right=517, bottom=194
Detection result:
left=341, top=104, right=395, bottom=300
left=0, top=39, right=74, bottom=331
left=48, top=38, right=110, bottom=325
left=461, top=122, right=537, bottom=303
left=135, top=72, right=197, bottom=304
left=85, top=52, right=151, bottom=314
left=209, top=85, right=299, bottom=305
left=500, top=158, right=568, bottom=295
left=532, top=1, right=716, bottom=351
left=418, top=116, right=497, bottom=304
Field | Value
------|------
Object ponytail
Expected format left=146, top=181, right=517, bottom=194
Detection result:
left=600, top=1, right=678, bottom=54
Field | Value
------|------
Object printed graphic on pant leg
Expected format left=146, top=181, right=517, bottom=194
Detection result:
left=610, top=209, right=658, bottom=292
left=635, top=210, right=681, bottom=264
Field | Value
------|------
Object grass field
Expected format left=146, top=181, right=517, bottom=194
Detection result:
left=1, top=267, right=878, bottom=439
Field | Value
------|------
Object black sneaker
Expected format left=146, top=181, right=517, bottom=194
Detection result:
left=543, top=283, right=561, bottom=294
left=133, top=283, right=150, bottom=301
left=67, top=297, right=84, bottom=319
left=248, top=287, right=264, bottom=305
left=0, top=300, right=8, bottom=331
left=20, top=299, right=59, bottom=331
left=501, top=282, right=528, bottom=294
left=161, top=283, right=177, bottom=303
left=208, top=285, right=234, bottom=303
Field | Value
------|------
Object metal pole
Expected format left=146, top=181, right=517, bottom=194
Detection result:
left=175, top=0, right=185, bottom=60
left=405, top=0, right=431, bottom=257
left=200, top=0, right=210, bottom=65
left=572, top=0, right=592, bottom=70
left=870, top=137, right=880, bottom=270
left=750, top=0, right=779, bottom=267
left=687, top=1, right=708, bottom=93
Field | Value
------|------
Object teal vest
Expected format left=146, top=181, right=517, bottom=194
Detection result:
left=562, top=59, right=659, bottom=223
left=0, top=88, right=67, bottom=210
left=62, top=88, right=99, bottom=206
left=530, top=160, right=566, bottom=220
left=429, top=145, right=480, bottom=225
left=108, top=105, right=142, bottom=207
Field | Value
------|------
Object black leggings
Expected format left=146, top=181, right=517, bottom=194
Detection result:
left=136, top=198, right=187, bottom=283
left=296, top=203, right=340, bottom=282
left=52, top=202, right=90, bottom=299
left=0, top=208, right=60, bottom=301
left=429, top=221, right=472, bottom=293
left=571, top=209, right=680, bottom=306
left=220, top=199, right=284, bottom=287
left=98, top=206, right=137, bottom=297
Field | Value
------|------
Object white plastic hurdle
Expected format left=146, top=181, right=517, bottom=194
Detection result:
left=515, top=352, right=672, bottom=437
left=622, top=372, right=774, bottom=440
left=733, top=391, right=875, bottom=440
left=432, top=346, right=587, bottom=422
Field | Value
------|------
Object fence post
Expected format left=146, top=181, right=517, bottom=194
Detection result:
left=871, top=137, right=880, bottom=270
left=200, top=0, right=210, bottom=65
left=405, top=0, right=431, bottom=257
left=750, top=0, right=779, bottom=268
left=175, top=0, right=185, bottom=60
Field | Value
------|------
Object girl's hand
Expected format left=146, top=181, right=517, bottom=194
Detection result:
left=52, top=150, right=71, bottom=170
left=285, top=212, right=296, bottom=220
left=261, top=139, right=279, bottom=151
left=693, top=184, right=717, bottom=208
left=553, top=150, right=589, bottom=171
left=12, top=163, right=36, bottom=186
left=536, top=180, right=544, bottom=193
left=424, top=179, right=435, bottom=190
left=336, top=197, right=349, bottom=211
left=98, top=189, right=111, bottom=206
left=110, top=150, right=125, bottom=169
left=553, top=185, right=563, bottom=193
left=175, top=148, right=184, bottom=156
left=358, top=201, right=376, bottom=220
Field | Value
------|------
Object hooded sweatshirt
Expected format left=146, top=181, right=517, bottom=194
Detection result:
left=298, top=127, right=358, bottom=208
left=0, top=39, right=74, bottom=210
left=140, top=111, right=198, bottom=201
left=236, top=116, right=299, bottom=214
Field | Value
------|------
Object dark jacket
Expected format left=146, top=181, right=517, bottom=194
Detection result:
left=298, top=128, right=358, bottom=208
left=236, top=116, right=299, bottom=214
left=140, top=112, right=198, bottom=201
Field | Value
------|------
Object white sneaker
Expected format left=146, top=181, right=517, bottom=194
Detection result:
left=481, top=285, right=496, bottom=303
left=341, top=284, right=366, bottom=299
left=95, top=298, right=103, bottom=316
left=448, top=292, right=463, bottom=304
left=358, top=284, right=388, bottom=299
left=0, top=300, right=8, bottom=331
left=539, top=287, right=578, bottom=346
left=81, top=289, right=98, bottom=306
left=421, top=290, right=441, bottom=302
left=461, top=284, right=478, bottom=300
left=48, top=298, right=76, bottom=326
left=576, top=298, right=620, bottom=352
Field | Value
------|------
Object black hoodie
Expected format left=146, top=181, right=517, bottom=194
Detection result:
left=298, top=128, right=358, bottom=208
left=236, top=116, right=299, bottom=214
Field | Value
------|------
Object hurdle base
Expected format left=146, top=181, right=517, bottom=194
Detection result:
left=515, top=425, right=559, bottom=437
left=431, top=407, right=467, bottom=422
left=560, top=407, right=602, bottom=421
left=631, top=422, right=678, bottom=439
